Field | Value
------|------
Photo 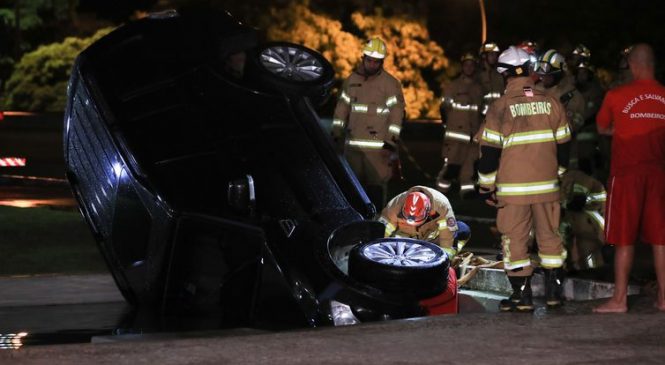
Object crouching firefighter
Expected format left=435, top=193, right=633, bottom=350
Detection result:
left=378, top=186, right=470, bottom=260
left=477, top=46, right=572, bottom=312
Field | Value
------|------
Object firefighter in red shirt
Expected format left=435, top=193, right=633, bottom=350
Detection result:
left=593, top=44, right=665, bottom=313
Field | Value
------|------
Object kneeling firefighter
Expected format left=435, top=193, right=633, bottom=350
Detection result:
left=378, top=186, right=470, bottom=260
left=477, top=46, right=572, bottom=312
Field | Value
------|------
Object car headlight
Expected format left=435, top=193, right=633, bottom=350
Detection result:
left=330, top=300, right=360, bottom=326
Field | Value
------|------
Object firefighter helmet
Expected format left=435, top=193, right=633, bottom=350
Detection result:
left=479, top=42, right=500, bottom=54
left=461, top=52, right=478, bottom=63
left=496, top=46, right=531, bottom=76
left=402, top=191, right=431, bottom=226
left=518, top=40, right=539, bottom=55
left=621, top=45, right=634, bottom=57
left=535, top=49, right=567, bottom=75
left=362, top=37, right=387, bottom=59
left=572, top=44, right=591, bottom=59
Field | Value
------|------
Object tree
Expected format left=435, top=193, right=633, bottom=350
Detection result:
left=4, top=27, right=113, bottom=112
left=265, top=1, right=449, bottom=119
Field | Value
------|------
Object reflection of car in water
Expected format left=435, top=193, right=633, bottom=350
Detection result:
left=63, top=9, right=457, bottom=328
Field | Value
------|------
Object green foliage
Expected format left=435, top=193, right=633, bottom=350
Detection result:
left=4, top=27, right=113, bottom=112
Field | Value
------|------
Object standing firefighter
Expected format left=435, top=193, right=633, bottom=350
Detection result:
left=378, top=186, right=469, bottom=259
left=478, top=46, right=572, bottom=312
left=331, top=37, right=406, bottom=209
left=535, top=49, right=586, bottom=168
left=437, top=53, right=484, bottom=197
left=478, top=42, right=505, bottom=111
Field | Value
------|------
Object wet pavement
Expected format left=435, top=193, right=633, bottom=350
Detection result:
left=1, top=286, right=664, bottom=363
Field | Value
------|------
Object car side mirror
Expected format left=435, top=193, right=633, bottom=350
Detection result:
left=228, top=175, right=256, bottom=217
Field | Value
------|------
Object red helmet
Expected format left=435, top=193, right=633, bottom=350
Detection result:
left=402, top=192, right=431, bottom=225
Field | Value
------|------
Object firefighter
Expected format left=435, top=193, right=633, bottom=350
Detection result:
left=575, top=61, right=607, bottom=178
left=478, top=42, right=505, bottom=111
left=559, top=169, right=607, bottom=271
left=535, top=49, right=586, bottom=168
left=331, top=37, right=406, bottom=209
left=518, top=40, right=540, bottom=83
left=436, top=52, right=484, bottom=198
left=478, top=46, right=571, bottom=312
left=609, top=45, right=634, bottom=89
left=569, top=44, right=591, bottom=69
left=378, top=186, right=469, bottom=259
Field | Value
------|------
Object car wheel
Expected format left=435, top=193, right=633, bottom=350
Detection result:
left=348, top=238, right=450, bottom=299
left=250, top=42, right=334, bottom=105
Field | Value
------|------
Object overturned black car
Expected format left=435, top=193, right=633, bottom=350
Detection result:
left=64, top=9, right=457, bottom=329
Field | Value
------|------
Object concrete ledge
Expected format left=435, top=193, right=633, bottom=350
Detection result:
left=460, top=266, right=641, bottom=300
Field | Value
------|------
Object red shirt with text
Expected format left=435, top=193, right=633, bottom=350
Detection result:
left=596, top=79, right=665, bottom=176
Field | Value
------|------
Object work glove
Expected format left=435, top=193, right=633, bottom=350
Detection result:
left=478, top=186, right=499, bottom=207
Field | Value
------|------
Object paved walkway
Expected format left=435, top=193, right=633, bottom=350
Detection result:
left=2, top=296, right=664, bottom=364
left=1, top=274, right=664, bottom=364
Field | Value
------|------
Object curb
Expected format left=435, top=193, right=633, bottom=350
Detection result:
left=460, top=266, right=641, bottom=300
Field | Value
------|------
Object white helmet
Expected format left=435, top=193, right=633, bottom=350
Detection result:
left=496, top=46, right=531, bottom=76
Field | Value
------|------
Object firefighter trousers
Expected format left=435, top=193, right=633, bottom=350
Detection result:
left=497, top=201, right=565, bottom=277
left=438, top=140, right=478, bottom=191
left=345, top=148, right=393, bottom=208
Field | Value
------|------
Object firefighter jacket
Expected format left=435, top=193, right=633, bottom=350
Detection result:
left=478, top=65, right=505, bottom=112
left=378, top=186, right=459, bottom=257
left=441, top=75, right=484, bottom=144
left=578, top=78, right=605, bottom=122
left=332, top=65, right=405, bottom=151
left=543, top=76, right=586, bottom=132
left=560, top=169, right=606, bottom=226
left=479, top=77, right=572, bottom=205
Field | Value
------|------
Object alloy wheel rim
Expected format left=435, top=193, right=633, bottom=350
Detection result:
left=362, top=241, right=439, bottom=266
left=260, top=46, right=324, bottom=81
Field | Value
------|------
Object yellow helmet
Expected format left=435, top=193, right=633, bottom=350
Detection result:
left=461, top=52, right=478, bottom=63
left=362, top=37, right=387, bottom=59
left=479, top=42, right=500, bottom=54
left=572, top=44, right=591, bottom=59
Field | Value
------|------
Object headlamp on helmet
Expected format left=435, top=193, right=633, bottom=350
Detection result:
left=402, top=192, right=431, bottom=226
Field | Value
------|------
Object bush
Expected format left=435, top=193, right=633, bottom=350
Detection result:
left=4, top=27, right=113, bottom=112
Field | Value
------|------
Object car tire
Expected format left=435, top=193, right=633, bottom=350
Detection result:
left=249, top=42, right=335, bottom=105
left=348, top=238, right=450, bottom=299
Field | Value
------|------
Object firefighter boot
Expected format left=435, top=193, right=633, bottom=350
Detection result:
left=499, top=276, right=533, bottom=312
left=544, top=268, right=564, bottom=307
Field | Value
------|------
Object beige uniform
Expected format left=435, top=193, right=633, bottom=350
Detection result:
left=559, top=169, right=606, bottom=270
left=332, top=66, right=405, bottom=207
left=378, top=186, right=459, bottom=258
left=576, top=79, right=606, bottom=175
left=438, top=75, right=484, bottom=193
left=478, top=65, right=505, bottom=111
left=479, top=77, right=572, bottom=277
left=543, top=76, right=586, bottom=169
